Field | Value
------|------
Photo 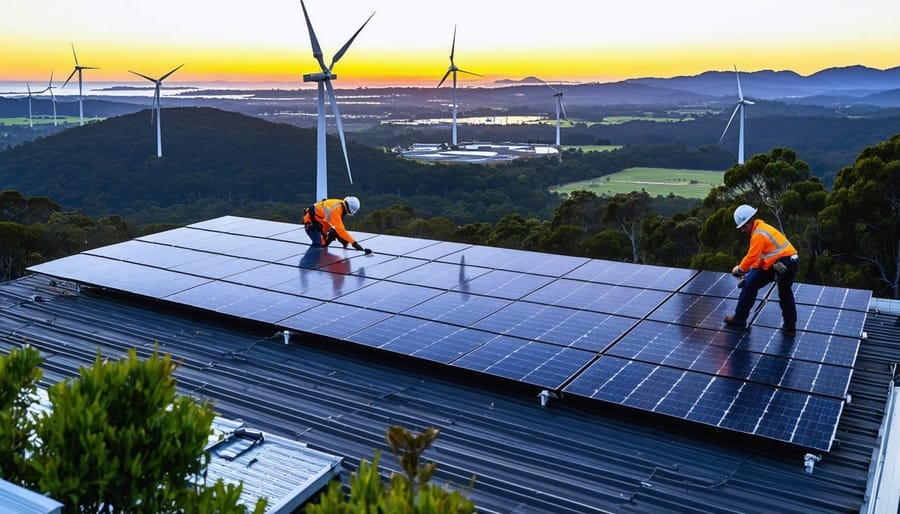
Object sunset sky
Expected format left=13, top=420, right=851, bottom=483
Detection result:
left=2, top=0, right=898, bottom=88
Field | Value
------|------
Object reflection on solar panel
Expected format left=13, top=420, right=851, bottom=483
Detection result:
left=27, top=215, right=868, bottom=452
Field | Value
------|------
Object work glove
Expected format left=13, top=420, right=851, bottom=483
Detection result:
left=731, top=265, right=744, bottom=277
left=772, top=262, right=787, bottom=275
left=352, top=242, right=372, bottom=255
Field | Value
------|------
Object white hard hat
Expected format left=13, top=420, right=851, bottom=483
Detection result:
left=344, top=196, right=360, bottom=215
left=733, top=204, right=757, bottom=228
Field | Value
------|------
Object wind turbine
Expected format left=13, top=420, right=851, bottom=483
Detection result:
left=25, top=83, right=35, bottom=128
left=129, top=64, right=184, bottom=158
left=61, top=44, right=98, bottom=126
left=437, top=25, right=482, bottom=147
left=300, top=0, right=374, bottom=202
left=718, top=65, right=755, bottom=164
left=44, top=72, right=58, bottom=127
left=546, top=82, right=568, bottom=148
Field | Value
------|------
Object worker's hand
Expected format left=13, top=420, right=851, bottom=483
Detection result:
left=352, top=242, right=371, bottom=254
left=731, top=265, right=744, bottom=277
left=772, top=262, right=787, bottom=274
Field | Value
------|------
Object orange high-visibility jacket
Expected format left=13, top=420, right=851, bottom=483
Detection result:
left=738, top=219, right=797, bottom=272
left=304, top=198, right=356, bottom=245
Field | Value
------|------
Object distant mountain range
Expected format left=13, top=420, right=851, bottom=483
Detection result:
left=495, top=65, right=900, bottom=106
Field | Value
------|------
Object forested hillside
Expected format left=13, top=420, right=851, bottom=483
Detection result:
left=0, top=107, right=734, bottom=224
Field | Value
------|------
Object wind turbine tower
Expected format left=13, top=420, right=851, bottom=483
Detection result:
left=61, top=44, right=98, bottom=126
left=300, top=0, right=374, bottom=202
left=25, top=84, right=35, bottom=128
left=438, top=25, right=482, bottom=147
left=546, top=83, right=567, bottom=148
left=129, top=64, right=184, bottom=158
left=718, top=65, right=755, bottom=164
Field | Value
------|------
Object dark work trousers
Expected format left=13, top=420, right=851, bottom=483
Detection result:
left=733, top=255, right=799, bottom=325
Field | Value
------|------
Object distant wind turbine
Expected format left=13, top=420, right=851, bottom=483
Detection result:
left=300, top=0, right=374, bottom=202
left=44, top=72, right=58, bottom=127
left=25, top=83, right=35, bottom=128
left=545, top=82, right=568, bottom=148
left=718, top=65, right=755, bottom=164
left=437, top=25, right=482, bottom=147
left=129, top=64, right=184, bottom=158
left=61, top=44, right=98, bottom=126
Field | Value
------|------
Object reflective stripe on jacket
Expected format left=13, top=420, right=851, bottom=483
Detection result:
left=303, top=198, right=355, bottom=245
left=739, top=219, right=797, bottom=272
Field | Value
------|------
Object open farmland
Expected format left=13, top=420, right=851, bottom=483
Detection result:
left=549, top=167, right=725, bottom=199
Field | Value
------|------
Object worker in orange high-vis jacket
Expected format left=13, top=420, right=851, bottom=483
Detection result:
left=303, top=196, right=371, bottom=254
left=724, top=204, right=799, bottom=334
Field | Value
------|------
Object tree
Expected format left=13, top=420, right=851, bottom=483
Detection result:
left=601, top=190, right=651, bottom=263
left=10, top=346, right=267, bottom=513
left=0, top=346, right=44, bottom=485
left=819, top=134, right=900, bottom=298
left=306, top=425, right=475, bottom=514
left=721, top=147, right=812, bottom=231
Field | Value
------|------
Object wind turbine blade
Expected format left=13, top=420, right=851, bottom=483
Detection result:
left=71, top=43, right=79, bottom=65
left=160, top=63, right=184, bottom=82
left=744, top=99, right=755, bottom=105
left=719, top=103, right=741, bottom=143
left=456, top=68, right=482, bottom=77
left=330, top=11, right=375, bottom=70
left=437, top=70, right=452, bottom=88
left=62, top=69, right=77, bottom=88
left=325, top=80, right=353, bottom=184
left=27, top=84, right=32, bottom=95
left=300, top=0, right=329, bottom=72
left=449, top=25, right=457, bottom=63
left=734, top=65, right=744, bottom=100
left=129, top=70, right=157, bottom=83
left=546, top=82, right=559, bottom=94
left=560, top=98, right=568, bottom=120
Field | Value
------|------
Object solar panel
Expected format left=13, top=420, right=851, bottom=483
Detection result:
left=437, top=246, right=588, bottom=276
left=388, top=261, right=492, bottom=290
left=648, top=293, right=736, bottom=329
left=564, top=260, right=696, bottom=291
left=451, top=336, right=595, bottom=389
left=336, top=281, right=443, bottom=312
left=473, top=302, right=636, bottom=353
left=774, top=283, right=872, bottom=312
left=754, top=302, right=867, bottom=339
left=401, top=292, right=511, bottom=326
left=678, top=270, right=742, bottom=298
left=564, top=356, right=843, bottom=451
left=521, top=279, right=669, bottom=318
left=26, top=215, right=867, bottom=452
left=347, top=316, right=496, bottom=364
left=456, top=269, right=555, bottom=299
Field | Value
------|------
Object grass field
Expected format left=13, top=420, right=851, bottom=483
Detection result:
left=549, top=167, right=724, bottom=199
left=0, top=116, right=92, bottom=126
left=563, top=145, right=622, bottom=152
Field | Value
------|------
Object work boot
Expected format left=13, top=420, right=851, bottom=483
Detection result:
left=782, top=323, right=796, bottom=335
left=724, top=315, right=746, bottom=329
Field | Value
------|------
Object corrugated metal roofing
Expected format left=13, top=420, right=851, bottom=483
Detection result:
left=0, top=479, right=62, bottom=514
left=1, top=272, right=897, bottom=513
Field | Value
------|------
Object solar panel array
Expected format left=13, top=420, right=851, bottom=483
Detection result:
left=28, top=216, right=870, bottom=451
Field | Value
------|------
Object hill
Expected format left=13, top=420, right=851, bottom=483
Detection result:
left=0, top=107, right=421, bottom=221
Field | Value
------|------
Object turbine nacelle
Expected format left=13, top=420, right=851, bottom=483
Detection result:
left=303, top=72, right=336, bottom=82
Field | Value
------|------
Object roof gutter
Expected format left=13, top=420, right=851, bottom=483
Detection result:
left=861, top=363, right=900, bottom=514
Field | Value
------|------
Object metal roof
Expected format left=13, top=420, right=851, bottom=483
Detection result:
left=1, top=271, right=898, bottom=513
left=0, top=479, right=62, bottom=514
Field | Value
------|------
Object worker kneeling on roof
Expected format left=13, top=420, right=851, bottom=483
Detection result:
left=303, top=196, right=371, bottom=254
left=724, top=204, right=798, bottom=334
